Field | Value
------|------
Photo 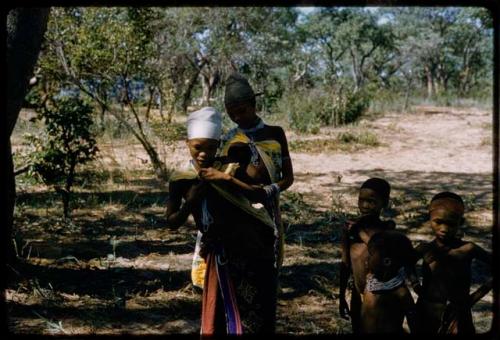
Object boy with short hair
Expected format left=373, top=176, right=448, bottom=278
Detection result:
left=413, top=191, right=492, bottom=334
left=361, top=230, right=418, bottom=333
left=338, top=178, right=396, bottom=333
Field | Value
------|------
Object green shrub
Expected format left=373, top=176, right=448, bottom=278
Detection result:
left=337, top=131, right=380, bottom=146
left=276, top=86, right=371, bottom=134
left=149, top=120, right=187, bottom=143
left=25, top=96, right=99, bottom=218
left=289, top=130, right=380, bottom=153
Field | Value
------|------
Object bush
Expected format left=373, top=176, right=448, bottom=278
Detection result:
left=149, top=119, right=187, bottom=143
left=25, top=96, right=99, bottom=218
left=288, top=130, right=380, bottom=153
left=275, top=86, right=371, bottom=134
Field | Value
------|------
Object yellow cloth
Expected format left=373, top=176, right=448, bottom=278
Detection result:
left=169, top=160, right=276, bottom=288
left=191, top=231, right=206, bottom=289
left=169, top=161, right=275, bottom=228
left=220, top=130, right=283, bottom=183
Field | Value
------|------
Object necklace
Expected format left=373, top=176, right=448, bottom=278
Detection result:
left=240, top=118, right=265, bottom=135
left=239, top=118, right=264, bottom=166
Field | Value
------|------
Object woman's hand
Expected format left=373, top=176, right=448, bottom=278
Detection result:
left=199, top=167, right=231, bottom=182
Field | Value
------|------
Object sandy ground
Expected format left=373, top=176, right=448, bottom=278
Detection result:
left=7, top=105, right=495, bottom=335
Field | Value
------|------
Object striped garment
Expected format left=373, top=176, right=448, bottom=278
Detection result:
left=365, top=267, right=406, bottom=292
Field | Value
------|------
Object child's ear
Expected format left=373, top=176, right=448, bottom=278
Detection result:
left=383, top=257, right=392, bottom=267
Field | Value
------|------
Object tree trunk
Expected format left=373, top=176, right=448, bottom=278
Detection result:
left=201, top=75, right=210, bottom=106
left=158, top=89, right=164, bottom=121
left=62, top=158, right=77, bottom=219
left=182, top=58, right=207, bottom=113
left=137, top=133, right=169, bottom=181
left=5, top=8, right=50, bottom=267
left=425, top=65, right=433, bottom=99
left=182, top=70, right=201, bottom=113
left=99, top=103, right=106, bottom=131
left=404, top=77, right=412, bottom=112
left=145, top=86, right=154, bottom=122
left=201, top=68, right=220, bottom=106
left=108, top=109, right=170, bottom=181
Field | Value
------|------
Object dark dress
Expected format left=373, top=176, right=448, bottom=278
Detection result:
left=173, top=177, right=277, bottom=334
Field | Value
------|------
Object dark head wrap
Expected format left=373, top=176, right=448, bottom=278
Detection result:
left=361, top=177, right=391, bottom=207
left=224, top=73, right=256, bottom=108
left=430, top=191, right=464, bottom=215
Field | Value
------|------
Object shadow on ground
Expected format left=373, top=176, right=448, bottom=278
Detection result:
left=8, top=261, right=191, bottom=298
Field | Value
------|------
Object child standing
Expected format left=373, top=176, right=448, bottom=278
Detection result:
left=338, top=177, right=395, bottom=333
left=413, top=192, right=492, bottom=334
left=361, top=230, right=418, bottom=333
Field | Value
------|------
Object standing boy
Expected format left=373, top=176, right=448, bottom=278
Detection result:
left=413, top=192, right=492, bottom=334
left=338, top=178, right=395, bottom=333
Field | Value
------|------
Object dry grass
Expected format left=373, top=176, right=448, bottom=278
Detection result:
left=289, top=130, right=381, bottom=153
left=7, top=106, right=494, bottom=335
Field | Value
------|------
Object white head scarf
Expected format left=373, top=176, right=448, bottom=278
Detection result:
left=187, top=107, right=222, bottom=140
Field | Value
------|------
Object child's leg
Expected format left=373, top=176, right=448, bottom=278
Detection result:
left=416, top=299, right=446, bottom=333
left=455, top=307, right=475, bottom=334
left=350, top=289, right=362, bottom=334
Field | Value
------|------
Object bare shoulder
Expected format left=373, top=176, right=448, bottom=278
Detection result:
left=460, top=240, right=487, bottom=255
left=414, top=241, right=431, bottom=254
left=264, top=124, right=286, bottom=138
left=450, top=239, right=474, bottom=253
left=168, top=178, right=193, bottom=198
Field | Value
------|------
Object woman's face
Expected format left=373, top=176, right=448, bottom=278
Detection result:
left=186, top=138, right=219, bottom=169
left=225, top=101, right=258, bottom=129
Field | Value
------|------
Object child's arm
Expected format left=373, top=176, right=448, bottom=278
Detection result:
left=469, top=278, right=493, bottom=306
left=403, top=290, right=418, bottom=333
left=166, top=180, right=204, bottom=228
left=358, top=228, right=370, bottom=244
left=339, top=224, right=352, bottom=319
left=406, top=243, right=424, bottom=296
left=472, top=243, right=492, bottom=265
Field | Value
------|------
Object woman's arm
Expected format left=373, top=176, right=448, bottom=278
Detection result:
left=166, top=180, right=205, bottom=228
left=198, top=167, right=266, bottom=202
left=275, top=126, right=294, bottom=192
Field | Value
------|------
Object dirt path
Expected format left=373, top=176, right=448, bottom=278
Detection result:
left=290, top=106, right=492, bottom=199
left=7, top=106, right=494, bottom=334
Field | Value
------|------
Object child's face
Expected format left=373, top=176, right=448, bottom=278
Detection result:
left=225, top=102, right=257, bottom=129
left=430, top=208, right=462, bottom=241
left=186, top=138, right=219, bottom=169
left=358, top=188, right=385, bottom=217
